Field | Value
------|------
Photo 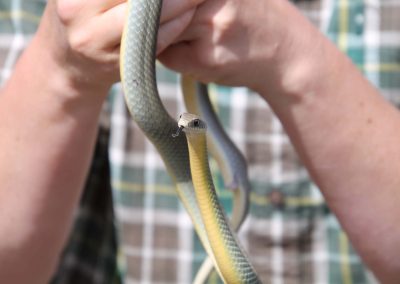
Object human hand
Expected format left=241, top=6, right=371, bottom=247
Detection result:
left=37, top=0, right=204, bottom=93
left=159, top=0, right=324, bottom=96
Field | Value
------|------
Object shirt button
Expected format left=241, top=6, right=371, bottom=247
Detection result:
left=269, top=190, right=286, bottom=209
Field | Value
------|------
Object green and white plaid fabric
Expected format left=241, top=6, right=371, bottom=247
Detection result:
left=1, top=0, right=399, bottom=283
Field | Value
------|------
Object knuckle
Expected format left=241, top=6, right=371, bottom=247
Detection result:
left=197, top=49, right=221, bottom=71
left=195, top=47, right=231, bottom=84
left=68, top=30, right=91, bottom=54
left=189, top=0, right=204, bottom=7
left=202, top=16, right=214, bottom=32
left=212, top=6, right=238, bottom=40
left=213, top=19, right=234, bottom=43
left=56, top=0, right=81, bottom=25
left=213, top=47, right=230, bottom=67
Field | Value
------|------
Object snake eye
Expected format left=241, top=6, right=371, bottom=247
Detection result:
left=193, top=119, right=200, bottom=127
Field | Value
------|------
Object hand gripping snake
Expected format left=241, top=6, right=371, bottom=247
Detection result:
left=120, top=0, right=260, bottom=282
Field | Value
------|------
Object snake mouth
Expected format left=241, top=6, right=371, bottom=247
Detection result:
left=172, top=126, right=184, bottom=138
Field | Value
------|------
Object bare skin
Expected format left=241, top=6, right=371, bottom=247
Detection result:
left=159, top=0, right=400, bottom=283
left=0, top=0, right=203, bottom=283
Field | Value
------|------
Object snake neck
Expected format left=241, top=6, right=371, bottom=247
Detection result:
left=186, top=133, right=260, bottom=283
left=181, top=77, right=250, bottom=230
left=186, top=133, right=239, bottom=283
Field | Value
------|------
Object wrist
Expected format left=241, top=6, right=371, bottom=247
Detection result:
left=4, top=35, right=108, bottom=126
left=38, top=40, right=107, bottom=104
left=249, top=1, right=336, bottom=108
left=30, top=1, right=116, bottom=105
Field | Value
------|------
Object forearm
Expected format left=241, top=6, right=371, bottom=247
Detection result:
left=254, top=2, right=400, bottom=282
left=0, top=0, right=204, bottom=281
left=0, top=19, right=107, bottom=284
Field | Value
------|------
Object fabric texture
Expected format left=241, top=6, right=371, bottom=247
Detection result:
left=1, top=0, right=399, bottom=283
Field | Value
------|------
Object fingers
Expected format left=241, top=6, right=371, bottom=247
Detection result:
left=56, top=0, right=126, bottom=22
left=56, top=0, right=206, bottom=53
left=160, top=0, right=205, bottom=23
left=97, top=2, right=127, bottom=48
left=52, top=0, right=206, bottom=83
left=92, top=0, right=126, bottom=12
left=171, top=0, right=226, bottom=42
left=157, top=8, right=195, bottom=54
left=159, top=36, right=236, bottom=85
left=58, top=3, right=126, bottom=64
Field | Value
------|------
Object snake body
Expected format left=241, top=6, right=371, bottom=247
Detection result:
left=120, top=0, right=213, bottom=259
left=181, top=78, right=251, bottom=229
left=179, top=113, right=260, bottom=283
left=182, top=78, right=251, bottom=282
left=120, top=0, right=259, bottom=282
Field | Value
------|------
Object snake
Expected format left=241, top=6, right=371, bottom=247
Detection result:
left=120, top=0, right=259, bottom=282
left=177, top=113, right=259, bottom=283
left=181, top=78, right=251, bottom=230
left=181, top=78, right=251, bottom=282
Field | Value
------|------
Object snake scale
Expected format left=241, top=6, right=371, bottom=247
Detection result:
left=120, top=0, right=260, bottom=282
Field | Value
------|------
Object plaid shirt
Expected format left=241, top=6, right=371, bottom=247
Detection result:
left=1, top=0, right=399, bottom=283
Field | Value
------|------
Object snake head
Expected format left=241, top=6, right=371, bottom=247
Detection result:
left=177, top=113, right=207, bottom=136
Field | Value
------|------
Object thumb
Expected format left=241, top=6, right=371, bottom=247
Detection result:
left=158, top=41, right=198, bottom=75
left=157, top=8, right=195, bottom=54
